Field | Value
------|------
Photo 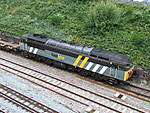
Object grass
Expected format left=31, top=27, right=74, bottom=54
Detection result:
left=0, top=0, right=150, bottom=68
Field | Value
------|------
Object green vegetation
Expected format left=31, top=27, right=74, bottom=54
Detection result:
left=0, top=0, right=150, bottom=67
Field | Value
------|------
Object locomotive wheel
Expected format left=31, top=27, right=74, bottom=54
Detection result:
left=94, top=74, right=104, bottom=81
left=52, top=61, right=66, bottom=69
left=4, top=45, right=11, bottom=51
left=66, top=65, right=76, bottom=72
left=28, top=53, right=36, bottom=59
left=22, top=51, right=29, bottom=58
left=43, top=58, right=52, bottom=65
left=77, top=68, right=88, bottom=76
left=34, top=55, right=43, bottom=61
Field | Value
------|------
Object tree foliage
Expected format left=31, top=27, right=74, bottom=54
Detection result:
left=0, top=0, right=149, bottom=67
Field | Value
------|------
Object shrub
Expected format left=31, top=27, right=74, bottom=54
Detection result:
left=48, top=14, right=63, bottom=26
left=131, top=32, right=145, bottom=47
left=63, top=0, right=90, bottom=2
left=85, top=1, right=121, bottom=34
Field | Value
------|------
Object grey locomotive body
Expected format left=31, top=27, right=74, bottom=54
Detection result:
left=20, top=34, right=134, bottom=82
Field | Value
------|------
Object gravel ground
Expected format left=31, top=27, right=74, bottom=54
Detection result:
left=0, top=50, right=150, bottom=113
left=0, top=69, right=82, bottom=113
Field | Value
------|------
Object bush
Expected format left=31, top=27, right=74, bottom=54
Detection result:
left=48, top=14, right=63, bottom=26
left=63, top=0, right=90, bottom=2
left=131, top=32, right=145, bottom=47
left=85, top=1, right=121, bottom=34
left=0, top=0, right=150, bottom=68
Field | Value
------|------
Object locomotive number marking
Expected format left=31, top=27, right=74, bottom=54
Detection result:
left=58, top=56, right=65, bottom=60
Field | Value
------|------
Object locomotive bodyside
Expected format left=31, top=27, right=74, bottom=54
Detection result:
left=20, top=34, right=134, bottom=81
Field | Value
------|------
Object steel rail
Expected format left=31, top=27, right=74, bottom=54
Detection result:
left=0, top=64, right=121, bottom=113
left=0, top=83, right=59, bottom=113
left=0, top=93, right=38, bottom=113
left=0, top=109, right=5, bottom=113
left=0, top=58, right=147, bottom=113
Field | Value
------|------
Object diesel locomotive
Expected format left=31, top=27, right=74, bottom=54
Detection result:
left=19, top=34, right=134, bottom=83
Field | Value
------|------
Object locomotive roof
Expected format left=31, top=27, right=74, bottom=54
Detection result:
left=46, top=38, right=94, bottom=55
left=91, top=48, right=131, bottom=64
left=22, top=34, right=49, bottom=43
left=22, top=34, right=131, bottom=65
left=46, top=37, right=131, bottom=64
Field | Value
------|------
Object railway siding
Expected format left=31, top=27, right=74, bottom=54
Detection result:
left=0, top=84, right=59, bottom=113
left=0, top=50, right=150, bottom=113
left=0, top=57, right=149, bottom=113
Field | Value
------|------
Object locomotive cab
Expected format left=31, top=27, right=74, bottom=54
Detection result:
left=124, top=65, right=134, bottom=81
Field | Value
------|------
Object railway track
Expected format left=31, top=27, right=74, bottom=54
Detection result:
left=0, top=83, right=59, bottom=113
left=0, top=34, right=149, bottom=100
left=0, top=57, right=148, bottom=113
left=0, top=109, right=5, bottom=113
left=119, top=82, right=150, bottom=99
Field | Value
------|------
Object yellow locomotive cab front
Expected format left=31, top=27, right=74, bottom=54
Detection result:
left=124, top=66, right=134, bottom=81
